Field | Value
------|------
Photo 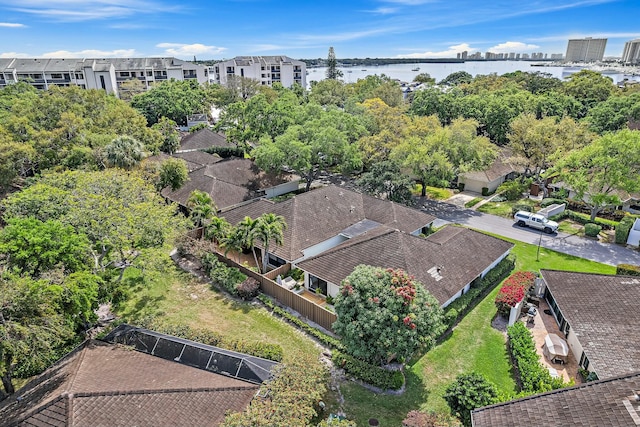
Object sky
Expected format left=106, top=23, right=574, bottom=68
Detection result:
left=0, top=0, right=639, bottom=60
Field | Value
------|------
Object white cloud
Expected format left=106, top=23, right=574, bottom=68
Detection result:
left=367, top=7, right=399, bottom=14
left=0, top=22, right=25, bottom=27
left=397, top=43, right=477, bottom=58
left=0, top=52, right=30, bottom=58
left=488, top=41, right=540, bottom=53
left=156, top=43, right=226, bottom=58
left=3, top=0, right=180, bottom=21
left=42, top=49, right=138, bottom=58
left=382, top=0, right=437, bottom=4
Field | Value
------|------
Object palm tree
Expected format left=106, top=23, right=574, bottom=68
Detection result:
left=235, top=216, right=260, bottom=270
left=103, top=135, right=144, bottom=170
left=186, top=190, right=217, bottom=230
left=205, top=216, right=232, bottom=247
left=255, top=213, right=287, bottom=273
left=220, top=227, right=244, bottom=263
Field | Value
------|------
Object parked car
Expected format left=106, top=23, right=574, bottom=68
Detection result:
left=513, top=211, right=559, bottom=234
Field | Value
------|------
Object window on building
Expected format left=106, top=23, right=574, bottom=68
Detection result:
left=75, top=73, right=84, bottom=79
left=51, top=73, right=63, bottom=79
left=579, top=352, right=590, bottom=370
left=309, top=275, right=328, bottom=296
left=99, top=75, right=106, bottom=90
left=147, top=70, right=153, bottom=76
left=63, top=73, right=70, bottom=80
left=120, top=72, right=130, bottom=77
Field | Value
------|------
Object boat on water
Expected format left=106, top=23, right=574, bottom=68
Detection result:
left=411, top=67, right=420, bottom=71
left=361, top=69, right=367, bottom=71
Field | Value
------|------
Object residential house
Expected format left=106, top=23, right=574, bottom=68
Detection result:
left=471, top=371, right=640, bottom=427
left=162, top=157, right=299, bottom=212
left=457, top=148, right=520, bottom=194
left=0, top=325, right=278, bottom=427
left=221, top=185, right=437, bottom=268
left=539, top=270, right=640, bottom=380
left=177, top=128, right=234, bottom=153
left=296, top=225, right=513, bottom=306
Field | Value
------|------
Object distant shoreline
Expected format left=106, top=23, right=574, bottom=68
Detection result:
left=301, top=58, right=560, bottom=67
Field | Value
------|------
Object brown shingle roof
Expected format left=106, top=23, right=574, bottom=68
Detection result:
left=297, top=225, right=513, bottom=304
left=221, top=185, right=437, bottom=262
left=0, top=340, right=258, bottom=427
left=460, top=147, right=519, bottom=183
left=472, top=371, right=640, bottom=427
left=540, top=269, right=640, bottom=379
left=173, top=150, right=223, bottom=171
left=178, top=128, right=233, bottom=152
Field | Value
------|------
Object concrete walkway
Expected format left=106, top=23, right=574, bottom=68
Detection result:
left=419, top=197, right=640, bottom=267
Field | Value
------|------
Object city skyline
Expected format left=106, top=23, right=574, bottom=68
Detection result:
left=0, top=0, right=639, bottom=60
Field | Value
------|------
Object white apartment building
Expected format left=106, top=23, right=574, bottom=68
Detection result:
left=0, top=57, right=209, bottom=97
left=565, top=37, right=607, bottom=62
left=211, top=56, right=305, bottom=88
left=622, top=39, right=640, bottom=64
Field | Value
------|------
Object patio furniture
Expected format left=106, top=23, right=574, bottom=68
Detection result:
left=281, top=276, right=298, bottom=290
left=526, top=306, right=537, bottom=324
left=543, top=333, right=569, bottom=364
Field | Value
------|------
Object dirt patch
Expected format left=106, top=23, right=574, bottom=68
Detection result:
left=491, top=313, right=509, bottom=334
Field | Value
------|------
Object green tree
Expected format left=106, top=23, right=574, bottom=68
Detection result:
left=57, top=271, right=101, bottom=331
left=413, top=72, right=436, bottom=85
left=159, top=157, right=189, bottom=191
left=131, top=79, right=209, bottom=126
left=255, top=213, right=287, bottom=273
left=0, top=218, right=91, bottom=277
left=562, top=69, right=618, bottom=118
left=103, top=135, right=145, bottom=169
left=0, top=275, right=74, bottom=395
left=439, top=71, right=473, bottom=86
left=205, top=216, right=233, bottom=245
left=220, top=226, right=245, bottom=263
left=118, top=78, right=146, bottom=102
left=326, top=46, right=343, bottom=80
left=309, top=78, right=351, bottom=108
left=350, top=74, right=403, bottom=107
left=332, top=265, right=443, bottom=365
left=444, top=372, right=499, bottom=427
left=235, top=216, right=261, bottom=270
left=357, top=160, right=414, bottom=205
left=152, top=116, right=180, bottom=154
left=254, top=120, right=361, bottom=191
left=187, top=190, right=216, bottom=229
left=585, top=92, right=640, bottom=134
left=551, top=129, right=640, bottom=220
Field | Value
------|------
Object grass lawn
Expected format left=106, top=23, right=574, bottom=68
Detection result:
left=413, top=184, right=454, bottom=200
left=340, top=237, right=614, bottom=426
left=115, top=253, right=320, bottom=362
left=477, top=198, right=538, bottom=218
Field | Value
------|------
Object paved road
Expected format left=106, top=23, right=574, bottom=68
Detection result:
left=419, top=199, right=640, bottom=267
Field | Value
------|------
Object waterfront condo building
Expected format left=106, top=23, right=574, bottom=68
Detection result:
left=0, top=57, right=209, bottom=97
left=622, top=39, right=640, bottom=64
left=211, top=56, right=305, bottom=88
left=564, top=37, right=607, bottom=62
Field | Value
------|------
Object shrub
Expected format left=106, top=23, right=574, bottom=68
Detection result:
left=204, top=145, right=245, bottom=158
left=511, top=204, right=533, bottom=215
left=550, top=210, right=617, bottom=230
left=615, top=216, right=635, bottom=244
left=289, top=268, right=304, bottom=282
left=481, top=187, right=490, bottom=196
left=616, top=264, right=640, bottom=276
left=136, top=318, right=284, bottom=362
left=458, top=182, right=465, bottom=191
left=507, top=322, right=567, bottom=394
left=495, top=271, right=536, bottom=317
left=332, top=350, right=405, bottom=390
left=201, top=253, right=247, bottom=296
left=444, top=372, right=499, bottom=427
left=442, top=255, right=515, bottom=331
left=236, top=277, right=260, bottom=300
left=497, top=180, right=527, bottom=201
left=465, top=198, right=482, bottom=208
left=540, top=198, right=565, bottom=208
left=491, top=195, right=507, bottom=203
left=584, top=223, right=602, bottom=237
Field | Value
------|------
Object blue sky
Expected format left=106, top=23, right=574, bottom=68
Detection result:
left=0, top=0, right=638, bottom=60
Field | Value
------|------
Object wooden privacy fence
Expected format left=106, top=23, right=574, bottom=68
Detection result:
left=213, top=253, right=337, bottom=332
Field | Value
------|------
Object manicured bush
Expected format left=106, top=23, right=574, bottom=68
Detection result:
left=497, top=180, right=527, bottom=201
left=332, top=350, right=405, bottom=390
left=136, top=318, right=284, bottom=362
left=507, top=322, right=567, bottom=393
left=615, top=216, right=636, bottom=244
left=495, top=271, right=535, bottom=317
left=616, top=264, right=640, bottom=276
left=444, top=372, right=499, bottom=427
left=584, top=223, right=602, bottom=237
left=481, top=187, right=490, bottom=196
left=550, top=210, right=618, bottom=230
left=442, top=255, right=515, bottom=331
left=540, top=198, right=565, bottom=208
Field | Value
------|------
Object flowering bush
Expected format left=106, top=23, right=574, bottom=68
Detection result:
left=495, top=271, right=536, bottom=317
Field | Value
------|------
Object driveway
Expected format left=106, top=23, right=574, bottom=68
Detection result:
left=419, top=198, right=640, bottom=267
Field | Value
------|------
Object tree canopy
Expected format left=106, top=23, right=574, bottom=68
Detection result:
left=333, top=265, right=443, bottom=365
left=131, top=79, right=209, bottom=126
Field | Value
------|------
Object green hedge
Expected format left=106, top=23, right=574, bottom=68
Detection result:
left=615, top=216, right=636, bottom=244
left=201, top=253, right=247, bottom=296
left=203, top=146, right=245, bottom=158
left=332, top=350, right=405, bottom=390
left=550, top=210, right=618, bottom=230
left=616, top=264, right=640, bottom=276
left=507, top=322, right=566, bottom=393
left=584, top=223, right=602, bottom=237
left=136, top=318, right=284, bottom=362
left=511, top=204, right=533, bottom=215
left=442, top=255, right=515, bottom=331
